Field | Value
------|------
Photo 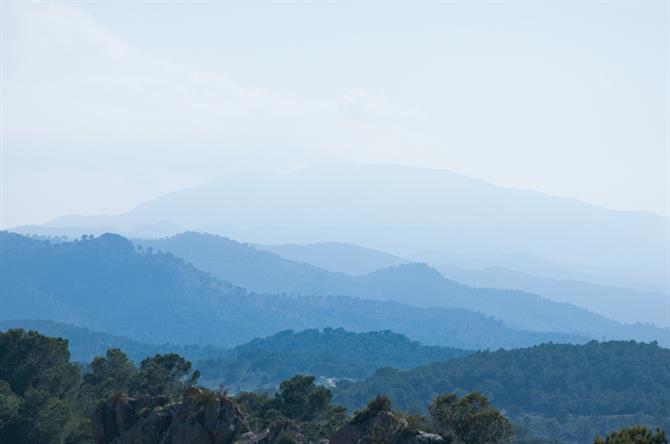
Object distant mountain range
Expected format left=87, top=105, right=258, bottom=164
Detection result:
left=254, top=241, right=408, bottom=276
left=139, top=232, right=670, bottom=344
left=439, top=265, right=670, bottom=328
left=0, top=232, right=581, bottom=350
left=247, top=240, right=670, bottom=327
left=21, top=164, right=668, bottom=290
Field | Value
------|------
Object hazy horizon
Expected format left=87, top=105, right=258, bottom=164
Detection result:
left=2, top=4, right=670, bottom=441
left=2, top=1, right=668, bottom=228
left=10, top=161, right=670, bottom=226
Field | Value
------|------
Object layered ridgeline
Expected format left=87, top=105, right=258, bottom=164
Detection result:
left=254, top=241, right=409, bottom=276
left=195, top=328, right=469, bottom=391
left=0, top=232, right=580, bottom=349
left=439, top=265, right=670, bottom=328
left=0, top=319, right=227, bottom=363
left=333, top=340, right=670, bottom=444
left=0, top=320, right=469, bottom=391
left=255, top=241, right=668, bottom=328
left=139, top=232, right=670, bottom=345
left=38, top=164, right=668, bottom=289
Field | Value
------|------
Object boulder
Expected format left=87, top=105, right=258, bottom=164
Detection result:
left=329, top=410, right=443, bottom=444
left=250, top=420, right=307, bottom=444
left=93, top=389, right=250, bottom=444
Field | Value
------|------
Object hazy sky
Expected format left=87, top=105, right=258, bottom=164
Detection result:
left=1, top=1, right=668, bottom=228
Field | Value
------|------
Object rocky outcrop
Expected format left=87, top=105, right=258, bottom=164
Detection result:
left=329, top=410, right=443, bottom=444
left=93, top=389, right=251, bottom=444
left=93, top=390, right=443, bottom=444
left=251, top=420, right=308, bottom=444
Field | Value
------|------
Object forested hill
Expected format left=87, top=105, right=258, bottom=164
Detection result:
left=0, top=232, right=582, bottom=349
left=139, top=232, right=670, bottom=345
left=138, top=231, right=347, bottom=294
left=196, top=328, right=470, bottom=391
left=335, top=340, right=670, bottom=413
left=0, top=319, right=227, bottom=363
left=333, top=340, right=670, bottom=417
left=0, top=320, right=469, bottom=389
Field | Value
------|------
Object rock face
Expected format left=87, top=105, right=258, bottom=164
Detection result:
left=251, top=420, right=307, bottom=444
left=93, top=390, right=443, bottom=444
left=93, top=390, right=251, bottom=444
left=329, top=410, right=443, bottom=444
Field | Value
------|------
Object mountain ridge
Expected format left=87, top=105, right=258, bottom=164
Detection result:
left=139, top=232, right=670, bottom=345
left=0, top=231, right=582, bottom=350
left=31, top=163, right=667, bottom=288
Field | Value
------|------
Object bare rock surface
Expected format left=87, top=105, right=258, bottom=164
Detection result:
left=93, top=390, right=250, bottom=444
left=329, top=410, right=443, bottom=444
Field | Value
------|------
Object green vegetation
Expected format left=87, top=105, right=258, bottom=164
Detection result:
left=1, top=328, right=668, bottom=443
left=334, top=340, right=670, bottom=443
left=594, top=427, right=667, bottom=444
left=429, top=392, right=514, bottom=444
left=0, top=320, right=470, bottom=394
left=334, top=340, right=670, bottom=415
left=238, top=378, right=517, bottom=444
left=0, top=329, right=199, bottom=443
left=0, top=329, right=86, bottom=443
left=0, top=319, right=229, bottom=363
left=196, top=328, right=469, bottom=391
left=237, top=375, right=347, bottom=442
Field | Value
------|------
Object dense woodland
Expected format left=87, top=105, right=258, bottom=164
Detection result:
left=0, top=328, right=506, bottom=444
left=333, top=341, right=670, bottom=443
left=0, top=329, right=201, bottom=443
left=334, top=340, right=670, bottom=415
left=0, top=320, right=469, bottom=390
left=3, top=328, right=665, bottom=444
left=195, top=328, right=468, bottom=390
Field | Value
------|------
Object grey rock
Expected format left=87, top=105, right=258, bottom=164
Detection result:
left=329, top=410, right=443, bottom=444
left=250, top=420, right=307, bottom=444
left=93, top=389, right=250, bottom=444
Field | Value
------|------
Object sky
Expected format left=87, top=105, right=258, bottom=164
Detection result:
left=1, top=1, right=668, bottom=228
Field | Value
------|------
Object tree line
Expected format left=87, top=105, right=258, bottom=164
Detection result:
left=0, top=328, right=666, bottom=444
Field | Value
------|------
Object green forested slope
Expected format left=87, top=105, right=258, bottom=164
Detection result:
left=196, top=328, right=469, bottom=390
left=0, top=232, right=583, bottom=350
left=334, top=340, right=670, bottom=443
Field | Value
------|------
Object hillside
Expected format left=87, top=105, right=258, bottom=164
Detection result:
left=196, top=327, right=470, bottom=391
left=0, top=232, right=581, bottom=349
left=251, top=239, right=668, bottom=327
left=0, top=319, right=470, bottom=391
left=333, top=340, right=670, bottom=443
left=140, top=232, right=670, bottom=345
left=254, top=241, right=408, bottom=275
left=138, top=231, right=346, bottom=296
left=42, top=164, right=668, bottom=288
left=0, top=319, right=227, bottom=363
left=0, top=328, right=556, bottom=444
left=440, top=265, right=670, bottom=327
